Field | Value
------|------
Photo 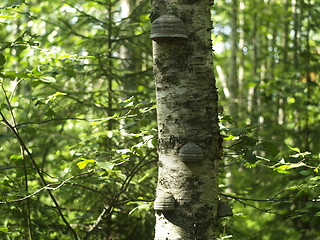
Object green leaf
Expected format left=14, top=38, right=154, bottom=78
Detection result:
left=79, top=56, right=96, bottom=60
left=274, top=162, right=305, bottom=174
left=288, top=146, right=300, bottom=153
left=259, top=140, right=280, bottom=157
left=0, top=226, right=8, bottom=233
left=123, top=121, right=136, bottom=130
left=58, top=54, right=76, bottom=60
left=299, top=170, right=309, bottom=176
left=0, top=15, right=20, bottom=19
left=224, top=134, right=238, bottom=140
left=31, top=80, right=41, bottom=88
left=0, top=103, right=9, bottom=111
left=229, top=127, right=247, bottom=136
left=0, top=53, right=6, bottom=67
left=45, top=92, right=67, bottom=104
left=122, top=96, right=134, bottom=103
left=10, top=154, right=23, bottom=160
left=274, top=166, right=290, bottom=174
left=96, top=161, right=115, bottom=171
left=77, top=158, right=95, bottom=169
left=220, top=115, right=233, bottom=123
left=32, top=66, right=42, bottom=75
left=309, top=176, right=320, bottom=181
left=244, top=151, right=257, bottom=164
left=40, top=76, right=56, bottom=83
left=45, top=108, right=56, bottom=118
left=5, top=70, right=29, bottom=78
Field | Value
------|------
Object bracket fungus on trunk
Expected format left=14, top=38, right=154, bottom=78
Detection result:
left=154, top=192, right=175, bottom=212
left=150, top=14, right=188, bottom=43
left=218, top=200, right=233, bottom=218
left=178, top=142, right=204, bottom=163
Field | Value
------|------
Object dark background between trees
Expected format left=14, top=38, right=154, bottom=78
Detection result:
left=0, top=0, right=319, bottom=239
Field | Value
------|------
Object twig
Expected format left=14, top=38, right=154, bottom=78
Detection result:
left=0, top=110, right=79, bottom=239
left=221, top=193, right=292, bottom=203
left=83, top=151, right=156, bottom=239
left=0, top=176, right=74, bottom=204
left=1, top=85, right=33, bottom=239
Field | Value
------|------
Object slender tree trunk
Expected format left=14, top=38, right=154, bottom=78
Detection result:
left=106, top=2, right=114, bottom=151
left=282, top=0, right=290, bottom=67
left=248, top=0, right=261, bottom=124
left=119, top=0, right=141, bottom=96
left=238, top=0, right=245, bottom=99
left=278, top=0, right=290, bottom=127
left=12, top=14, right=33, bottom=240
left=292, top=0, right=301, bottom=69
left=304, top=2, right=311, bottom=152
left=216, top=64, right=231, bottom=99
left=151, top=0, right=220, bottom=239
left=237, top=0, right=246, bottom=122
left=229, top=0, right=239, bottom=119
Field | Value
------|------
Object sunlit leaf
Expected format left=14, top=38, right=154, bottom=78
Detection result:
left=32, top=66, right=42, bottom=75
left=288, top=146, right=301, bottom=153
left=58, top=54, right=76, bottom=60
left=45, top=92, right=67, bottom=104
left=77, top=158, right=95, bottom=169
left=10, top=154, right=23, bottom=160
left=0, top=15, right=20, bottom=19
left=40, top=76, right=56, bottom=83
left=79, top=56, right=96, bottom=60
left=0, top=226, right=8, bottom=233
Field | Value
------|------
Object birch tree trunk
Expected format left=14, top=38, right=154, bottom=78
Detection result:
left=150, top=1, right=220, bottom=239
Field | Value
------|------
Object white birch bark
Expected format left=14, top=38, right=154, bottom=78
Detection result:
left=151, top=0, right=220, bottom=239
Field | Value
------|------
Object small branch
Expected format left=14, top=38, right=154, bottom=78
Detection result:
left=0, top=171, right=100, bottom=204
left=1, top=85, right=33, bottom=238
left=220, top=193, right=286, bottom=216
left=14, top=116, right=121, bottom=128
left=117, top=198, right=154, bottom=204
left=0, top=110, right=79, bottom=239
left=220, top=193, right=291, bottom=203
left=83, top=151, right=156, bottom=239
left=0, top=176, right=74, bottom=204
left=220, top=192, right=320, bottom=216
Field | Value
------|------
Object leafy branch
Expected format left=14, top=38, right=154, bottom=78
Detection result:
left=0, top=87, right=80, bottom=239
left=220, top=192, right=320, bottom=216
left=83, top=150, right=156, bottom=239
left=0, top=170, right=105, bottom=204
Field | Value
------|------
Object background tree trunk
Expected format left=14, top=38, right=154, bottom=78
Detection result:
left=151, top=0, right=220, bottom=239
left=229, top=0, right=239, bottom=120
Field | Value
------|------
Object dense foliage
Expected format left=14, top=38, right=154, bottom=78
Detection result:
left=0, top=0, right=319, bottom=239
left=214, top=0, right=320, bottom=239
left=1, top=1, right=156, bottom=239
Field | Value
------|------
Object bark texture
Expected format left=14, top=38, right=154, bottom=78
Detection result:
left=151, top=1, right=220, bottom=239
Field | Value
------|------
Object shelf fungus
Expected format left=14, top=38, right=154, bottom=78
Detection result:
left=218, top=200, right=233, bottom=218
left=150, top=14, right=188, bottom=42
left=154, top=192, right=175, bottom=211
left=178, top=142, right=204, bottom=163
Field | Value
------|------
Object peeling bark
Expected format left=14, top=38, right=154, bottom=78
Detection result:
left=151, top=1, right=220, bottom=239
